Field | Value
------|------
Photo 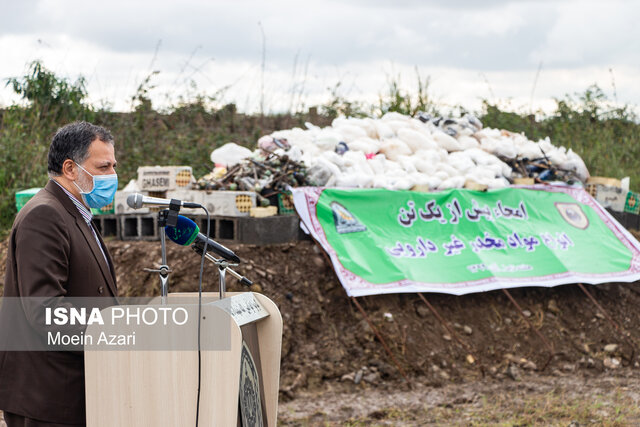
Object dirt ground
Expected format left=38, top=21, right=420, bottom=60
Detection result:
left=2, top=236, right=640, bottom=425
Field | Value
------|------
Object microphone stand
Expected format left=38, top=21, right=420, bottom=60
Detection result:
left=191, top=246, right=253, bottom=299
left=159, top=223, right=170, bottom=304
left=143, top=206, right=180, bottom=304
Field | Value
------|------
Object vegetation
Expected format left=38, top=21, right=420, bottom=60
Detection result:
left=0, top=61, right=96, bottom=235
left=0, top=61, right=329, bottom=235
left=281, top=384, right=640, bottom=426
left=1, top=60, right=639, bottom=236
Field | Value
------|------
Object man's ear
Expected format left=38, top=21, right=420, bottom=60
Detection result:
left=61, top=159, right=78, bottom=181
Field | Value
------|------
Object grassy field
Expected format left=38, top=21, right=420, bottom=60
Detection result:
left=1, top=61, right=639, bottom=236
left=365, top=390, right=639, bottom=426
left=278, top=374, right=640, bottom=426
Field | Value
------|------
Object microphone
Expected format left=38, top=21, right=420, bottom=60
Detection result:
left=126, top=193, right=201, bottom=210
left=165, top=215, right=241, bottom=263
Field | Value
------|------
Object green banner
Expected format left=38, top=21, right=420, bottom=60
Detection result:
left=292, top=185, right=640, bottom=296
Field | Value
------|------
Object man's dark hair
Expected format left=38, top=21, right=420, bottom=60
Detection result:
left=48, top=121, right=114, bottom=176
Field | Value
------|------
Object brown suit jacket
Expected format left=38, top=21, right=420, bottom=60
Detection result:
left=0, top=180, right=117, bottom=424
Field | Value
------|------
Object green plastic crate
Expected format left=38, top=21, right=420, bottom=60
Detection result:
left=15, top=188, right=42, bottom=212
left=277, top=191, right=296, bottom=215
left=90, top=200, right=115, bottom=215
left=624, top=191, right=640, bottom=214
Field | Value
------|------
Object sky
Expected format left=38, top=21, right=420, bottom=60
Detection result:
left=1, top=0, right=639, bottom=115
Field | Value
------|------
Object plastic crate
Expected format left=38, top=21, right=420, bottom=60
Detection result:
left=15, top=188, right=41, bottom=212
left=625, top=192, right=640, bottom=214
left=91, top=199, right=115, bottom=215
left=277, top=192, right=296, bottom=215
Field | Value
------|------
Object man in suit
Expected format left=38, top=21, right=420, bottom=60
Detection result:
left=0, top=122, right=118, bottom=426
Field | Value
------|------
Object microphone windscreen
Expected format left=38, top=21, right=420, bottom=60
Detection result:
left=126, top=194, right=137, bottom=209
left=165, top=215, right=200, bottom=246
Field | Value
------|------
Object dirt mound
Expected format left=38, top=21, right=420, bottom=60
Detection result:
left=2, top=237, right=640, bottom=402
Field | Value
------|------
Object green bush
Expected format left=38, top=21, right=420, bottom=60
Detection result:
left=0, top=61, right=96, bottom=234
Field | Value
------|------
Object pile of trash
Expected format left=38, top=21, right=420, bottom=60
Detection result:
left=200, top=112, right=590, bottom=194
left=198, top=143, right=309, bottom=206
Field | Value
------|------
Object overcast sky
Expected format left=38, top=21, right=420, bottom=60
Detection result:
left=1, top=0, right=638, bottom=115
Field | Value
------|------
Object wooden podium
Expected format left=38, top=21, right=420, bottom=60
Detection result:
left=84, top=292, right=282, bottom=426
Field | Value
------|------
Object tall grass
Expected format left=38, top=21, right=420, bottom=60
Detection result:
left=1, top=61, right=639, bottom=237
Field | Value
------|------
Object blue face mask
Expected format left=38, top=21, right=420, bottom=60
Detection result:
left=74, top=162, right=118, bottom=209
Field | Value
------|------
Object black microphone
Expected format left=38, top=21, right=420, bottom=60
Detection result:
left=165, top=215, right=241, bottom=263
left=126, top=193, right=201, bottom=209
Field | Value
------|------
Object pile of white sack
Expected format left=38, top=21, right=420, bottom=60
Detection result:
left=210, top=112, right=590, bottom=191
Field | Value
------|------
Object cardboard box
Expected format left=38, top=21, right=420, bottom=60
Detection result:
left=587, top=176, right=622, bottom=187
left=201, top=191, right=256, bottom=217
left=250, top=206, right=278, bottom=218
left=137, top=166, right=194, bottom=192
left=593, top=185, right=625, bottom=212
left=164, top=189, right=205, bottom=215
